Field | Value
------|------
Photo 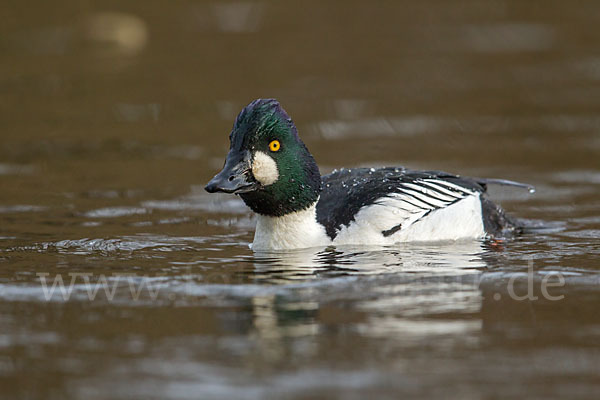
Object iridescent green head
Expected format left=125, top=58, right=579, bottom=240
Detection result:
left=205, top=99, right=321, bottom=216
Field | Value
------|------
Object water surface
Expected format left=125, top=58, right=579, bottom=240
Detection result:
left=1, top=1, right=599, bottom=398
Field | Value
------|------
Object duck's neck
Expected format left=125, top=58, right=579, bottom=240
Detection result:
left=251, top=200, right=330, bottom=251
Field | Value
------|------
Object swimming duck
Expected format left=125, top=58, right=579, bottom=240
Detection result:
left=205, top=98, right=529, bottom=250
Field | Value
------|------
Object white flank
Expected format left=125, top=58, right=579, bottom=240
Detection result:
left=252, top=151, right=279, bottom=186
left=251, top=202, right=331, bottom=251
left=334, top=193, right=485, bottom=245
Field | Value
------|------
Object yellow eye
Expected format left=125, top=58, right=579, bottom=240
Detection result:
left=269, top=140, right=280, bottom=152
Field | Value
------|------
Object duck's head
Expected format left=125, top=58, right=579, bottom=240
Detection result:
left=205, top=99, right=321, bottom=216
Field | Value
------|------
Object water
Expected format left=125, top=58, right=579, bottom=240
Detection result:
left=1, top=0, right=600, bottom=398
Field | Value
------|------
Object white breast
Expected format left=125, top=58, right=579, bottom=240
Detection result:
left=251, top=202, right=331, bottom=251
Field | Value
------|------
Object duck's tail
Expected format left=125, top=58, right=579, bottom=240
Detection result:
left=479, top=178, right=564, bottom=237
left=480, top=196, right=523, bottom=238
left=476, top=177, right=536, bottom=193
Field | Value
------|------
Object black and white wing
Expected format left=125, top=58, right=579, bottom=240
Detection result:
left=316, top=167, right=489, bottom=241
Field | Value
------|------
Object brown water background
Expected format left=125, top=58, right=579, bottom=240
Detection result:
left=1, top=1, right=599, bottom=399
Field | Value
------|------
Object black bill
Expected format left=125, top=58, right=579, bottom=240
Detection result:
left=205, top=150, right=258, bottom=194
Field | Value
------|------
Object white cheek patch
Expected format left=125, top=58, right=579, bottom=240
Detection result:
left=252, top=151, right=279, bottom=186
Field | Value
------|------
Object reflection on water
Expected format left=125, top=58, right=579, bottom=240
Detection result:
left=2, top=227, right=599, bottom=398
left=2, top=0, right=600, bottom=398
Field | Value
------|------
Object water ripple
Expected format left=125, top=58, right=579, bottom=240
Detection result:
left=83, top=206, right=147, bottom=218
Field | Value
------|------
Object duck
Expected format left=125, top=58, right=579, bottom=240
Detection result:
left=205, top=98, right=531, bottom=251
